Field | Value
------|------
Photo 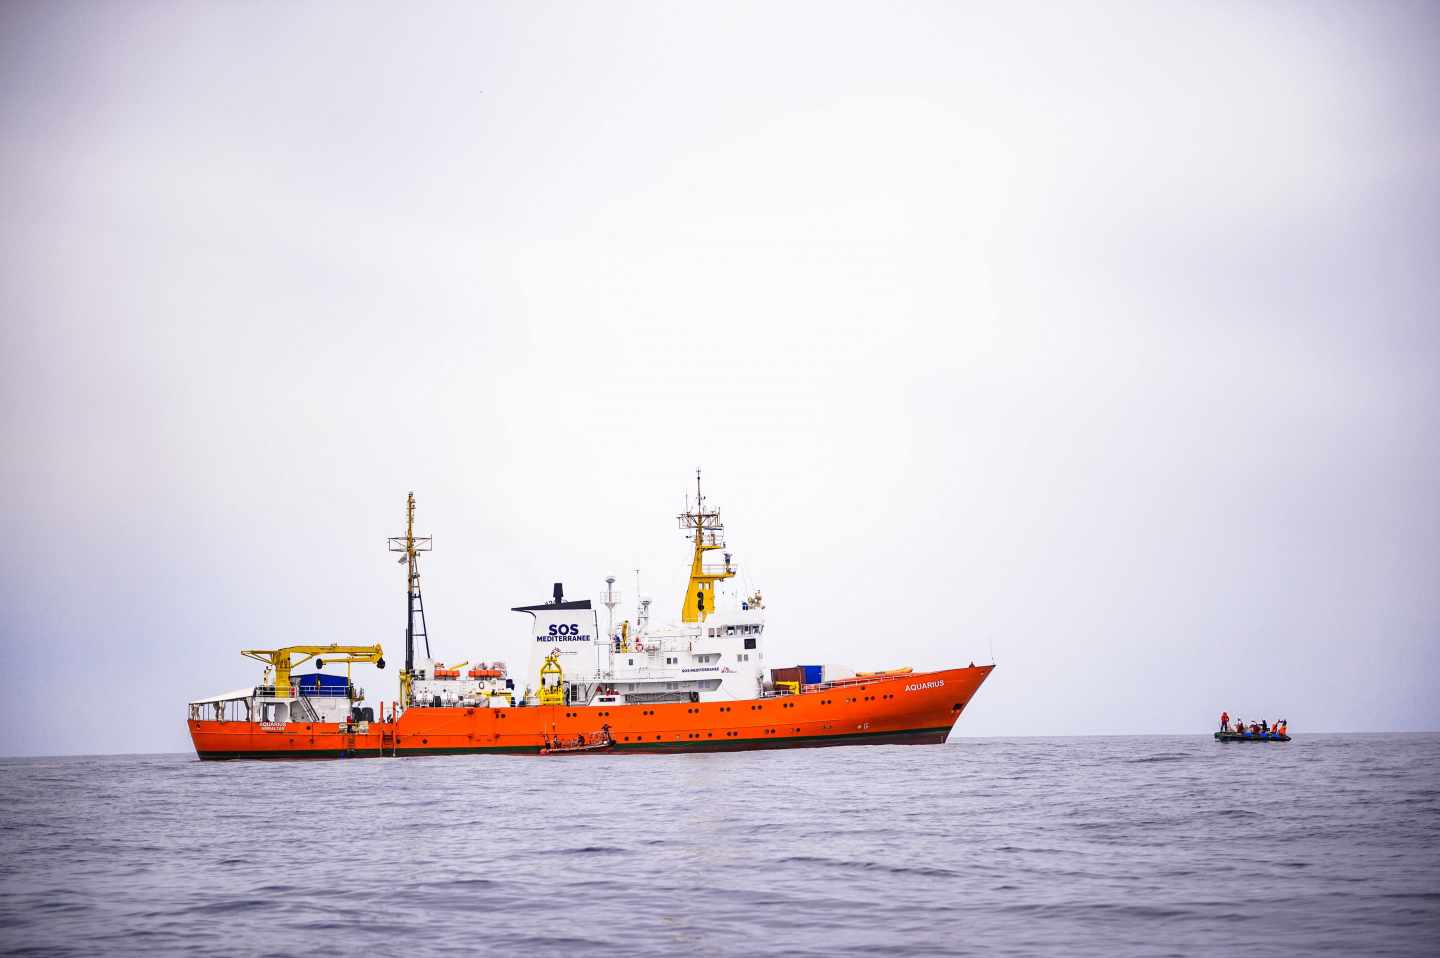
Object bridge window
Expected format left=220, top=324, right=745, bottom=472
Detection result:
left=743, top=637, right=756, bottom=650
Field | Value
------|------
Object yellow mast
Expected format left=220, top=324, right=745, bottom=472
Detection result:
left=677, top=469, right=735, bottom=622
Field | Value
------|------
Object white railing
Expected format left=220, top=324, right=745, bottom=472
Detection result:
left=252, top=685, right=350, bottom=698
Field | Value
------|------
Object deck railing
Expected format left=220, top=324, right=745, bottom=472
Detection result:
left=252, top=685, right=351, bottom=698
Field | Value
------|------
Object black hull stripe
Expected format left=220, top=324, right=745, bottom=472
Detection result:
left=1215, top=736, right=1291, bottom=743
left=195, top=726, right=952, bottom=760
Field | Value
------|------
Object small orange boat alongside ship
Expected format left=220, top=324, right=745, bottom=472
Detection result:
left=187, top=476, right=994, bottom=759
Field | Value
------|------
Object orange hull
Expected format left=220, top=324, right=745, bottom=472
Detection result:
left=189, top=665, right=993, bottom=759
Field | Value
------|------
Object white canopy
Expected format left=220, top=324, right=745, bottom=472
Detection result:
left=187, top=687, right=254, bottom=706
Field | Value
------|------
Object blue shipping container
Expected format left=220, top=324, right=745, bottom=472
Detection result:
left=801, top=665, right=823, bottom=685
left=295, top=673, right=349, bottom=695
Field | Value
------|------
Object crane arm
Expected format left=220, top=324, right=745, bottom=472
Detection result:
left=241, top=644, right=385, bottom=695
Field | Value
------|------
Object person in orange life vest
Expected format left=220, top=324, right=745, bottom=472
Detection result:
left=1220, top=711, right=1230, bottom=732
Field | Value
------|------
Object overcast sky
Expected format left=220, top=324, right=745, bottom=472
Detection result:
left=2, top=1, right=1436, bottom=756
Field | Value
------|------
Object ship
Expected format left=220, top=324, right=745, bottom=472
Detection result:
left=187, top=475, right=994, bottom=758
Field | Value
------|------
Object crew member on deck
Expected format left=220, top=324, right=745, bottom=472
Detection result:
left=1220, top=711, right=1230, bottom=732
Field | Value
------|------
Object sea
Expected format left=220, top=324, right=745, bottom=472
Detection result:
left=2, top=734, right=1437, bottom=957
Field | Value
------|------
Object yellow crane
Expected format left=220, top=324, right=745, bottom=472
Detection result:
left=538, top=651, right=565, bottom=705
left=241, top=644, right=386, bottom=697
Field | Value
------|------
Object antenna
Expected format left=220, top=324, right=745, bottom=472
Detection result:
left=602, top=575, right=621, bottom=640
left=676, top=468, right=734, bottom=622
left=387, top=491, right=433, bottom=702
left=633, top=569, right=651, bottom=633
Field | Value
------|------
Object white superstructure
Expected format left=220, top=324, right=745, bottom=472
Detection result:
left=514, top=585, right=767, bottom=706
left=509, top=470, right=779, bottom=707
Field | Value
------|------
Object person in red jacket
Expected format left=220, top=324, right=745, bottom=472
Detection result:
left=1220, top=710, right=1230, bottom=732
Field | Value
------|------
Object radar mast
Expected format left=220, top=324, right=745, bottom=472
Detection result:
left=677, top=469, right=735, bottom=622
left=387, top=492, right=432, bottom=705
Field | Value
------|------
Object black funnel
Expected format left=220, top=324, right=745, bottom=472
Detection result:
left=552, top=582, right=564, bottom=604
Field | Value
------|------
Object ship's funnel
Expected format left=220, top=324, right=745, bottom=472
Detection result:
left=510, top=594, right=600, bottom=690
left=553, top=582, right=564, bottom=604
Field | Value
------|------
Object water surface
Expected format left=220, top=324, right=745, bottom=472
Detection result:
left=2, top=734, right=1437, bottom=956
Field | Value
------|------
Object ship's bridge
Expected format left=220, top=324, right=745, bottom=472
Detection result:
left=515, top=472, right=770, bottom=707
